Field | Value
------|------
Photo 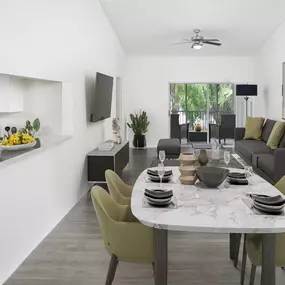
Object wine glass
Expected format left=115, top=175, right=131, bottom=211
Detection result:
left=224, top=151, right=231, bottom=169
left=157, top=163, right=165, bottom=189
left=244, top=165, right=254, bottom=184
left=159, top=150, right=166, bottom=164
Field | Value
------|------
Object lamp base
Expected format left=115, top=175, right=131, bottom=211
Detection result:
left=244, top=96, right=249, bottom=117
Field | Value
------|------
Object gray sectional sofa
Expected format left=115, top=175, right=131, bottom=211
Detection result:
left=235, top=119, right=285, bottom=184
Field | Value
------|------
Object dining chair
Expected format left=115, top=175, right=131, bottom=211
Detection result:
left=237, top=175, right=285, bottom=285
left=91, top=185, right=155, bottom=285
left=209, top=114, right=236, bottom=144
left=234, top=175, right=285, bottom=272
left=274, top=176, right=285, bottom=195
left=240, top=234, right=285, bottom=285
left=105, top=169, right=133, bottom=205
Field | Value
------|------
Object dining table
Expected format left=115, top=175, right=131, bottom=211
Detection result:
left=131, top=167, right=285, bottom=285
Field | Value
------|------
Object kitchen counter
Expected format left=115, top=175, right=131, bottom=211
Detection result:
left=0, top=143, right=41, bottom=162
left=0, top=135, right=72, bottom=168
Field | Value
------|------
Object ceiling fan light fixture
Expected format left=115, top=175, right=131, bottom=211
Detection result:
left=192, top=42, right=203, bottom=50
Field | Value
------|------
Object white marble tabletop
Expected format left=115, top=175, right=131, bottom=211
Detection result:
left=131, top=167, right=285, bottom=233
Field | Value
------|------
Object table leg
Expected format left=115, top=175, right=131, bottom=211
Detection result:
left=155, top=228, right=168, bottom=285
left=229, top=233, right=238, bottom=260
left=234, top=233, right=242, bottom=267
left=261, top=234, right=276, bottom=285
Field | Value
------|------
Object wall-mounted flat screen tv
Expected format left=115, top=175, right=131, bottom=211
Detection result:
left=90, top=72, right=113, bottom=123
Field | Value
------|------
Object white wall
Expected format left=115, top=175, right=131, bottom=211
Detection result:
left=122, top=56, right=255, bottom=147
left=0, top=75, right=23, bottom=112
left=23, top=80, right=63, bottom=135
left=0, top=78, right=63, bottom=137
left=0, top=0, right=125, bottom=283
left=254, top=21, right=285, bottom=119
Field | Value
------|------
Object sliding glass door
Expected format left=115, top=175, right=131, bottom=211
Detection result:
left=170, top=83, right=234, bottom=138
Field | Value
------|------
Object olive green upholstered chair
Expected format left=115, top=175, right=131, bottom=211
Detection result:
left=274, top=176, right=285, bottom=195
left=91, top=186, right=155, bottom=285
left=239, top=175, right=285, bottom=285
left=240, top=234, right=285, bottom=285
left=105, top=170, right=133, bottom=205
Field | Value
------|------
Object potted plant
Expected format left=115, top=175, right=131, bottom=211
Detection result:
left=127, top=111, right=150, bottom=147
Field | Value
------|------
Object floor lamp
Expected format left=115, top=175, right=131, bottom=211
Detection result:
left=236, top=84, right=258, bottom=117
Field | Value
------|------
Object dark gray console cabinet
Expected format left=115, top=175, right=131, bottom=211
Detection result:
left=87, top=140, right=129, bottom=183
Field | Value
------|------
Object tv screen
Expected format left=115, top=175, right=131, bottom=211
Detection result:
left=90, top=72, right=113, bottom=122
left=236, top=84, right=257, bottom=96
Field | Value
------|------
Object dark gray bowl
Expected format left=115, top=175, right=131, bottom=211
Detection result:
left=196, top=167, right=229, bottom=188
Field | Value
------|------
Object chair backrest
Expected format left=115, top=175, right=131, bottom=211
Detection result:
left=275, top=176, right=285, bottom=195
left=91, top=186, right=121, bottom=255
left=221, top=114, right=236, bottom=127
left=105, top=170, right=130, bottom=205
left=180, top=123, right=189, bottom=140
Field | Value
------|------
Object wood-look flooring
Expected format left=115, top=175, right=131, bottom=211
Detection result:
left=5, top=148, right=285, bottom=285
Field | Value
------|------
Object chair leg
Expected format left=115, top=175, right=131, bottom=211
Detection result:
left=249, top=264, right=256, bottom=285
left=240, top=235, right=247, bottom=285
left=152, top=262, right=155, bottom=277
left=234, top=233, right=242, bottom=267
left=105, top=254, right=118, bottom=285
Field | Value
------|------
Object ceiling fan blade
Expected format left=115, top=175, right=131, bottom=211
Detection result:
left=203, top=41, right=222, bottom=46
left=202, top=39, right=219, bottom=42
left=172, top=41, right=192, bottom=46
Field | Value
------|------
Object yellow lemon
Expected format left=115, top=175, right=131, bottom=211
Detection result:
left=13, top=137, right=21, bottom=145
left=2, top=137, right=8, bottom=145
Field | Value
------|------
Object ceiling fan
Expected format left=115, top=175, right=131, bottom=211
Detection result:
left=174, top=29, right=222, bottom=49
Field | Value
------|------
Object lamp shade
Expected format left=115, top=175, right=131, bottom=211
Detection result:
left=236, top=84, right=258, bottom=96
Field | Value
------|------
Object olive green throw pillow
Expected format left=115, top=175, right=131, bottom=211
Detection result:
left=244, top=117, right=265, bottom=140
left=267, top=121, right=285, bottom=149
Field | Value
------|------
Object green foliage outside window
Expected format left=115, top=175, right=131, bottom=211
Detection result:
left=170, top=83, right=234, bottom=127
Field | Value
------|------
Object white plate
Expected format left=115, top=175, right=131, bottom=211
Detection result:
left=0, top=141, right=36, bottom=151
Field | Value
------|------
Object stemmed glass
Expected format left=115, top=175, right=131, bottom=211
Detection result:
left=224, top=151, right=231, bottom=169
left=157, top=163, right=165, bottom=189
left=244, top=165, right=254, bottom=185
left=159, top=150, right=166, bottom=164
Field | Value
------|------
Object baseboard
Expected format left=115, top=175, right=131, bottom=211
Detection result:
left=129, top=145, right=157, bottom=149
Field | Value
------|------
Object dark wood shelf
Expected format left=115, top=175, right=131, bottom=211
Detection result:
left=87, top=140, right=129, bottom=183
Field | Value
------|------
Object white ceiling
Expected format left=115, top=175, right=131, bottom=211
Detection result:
left=100, top=0, right=285, bottom=56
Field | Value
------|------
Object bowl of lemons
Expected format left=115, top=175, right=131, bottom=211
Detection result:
left=1, top=132, right=36, bottom=151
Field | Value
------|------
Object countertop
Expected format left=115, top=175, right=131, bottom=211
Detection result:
left=0, top=143, right=41, bottom=162
left=131, top=167, right=285, bottom=233
left=87, top=140, right=128, bottom=157
left=0, top=135, right=72, bottom=169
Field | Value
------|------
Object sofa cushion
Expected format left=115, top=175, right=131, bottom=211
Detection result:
left=235, top=140, right=273, bottom=162
left=257, top=154, right=275, bottom=179
left=279, top=133, right=285, bottom=148
left=244, top=117, right=265, bottom=140
left=261, top=119, right=276, bottom=142
left=267, top=121, right=285, bottom=149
